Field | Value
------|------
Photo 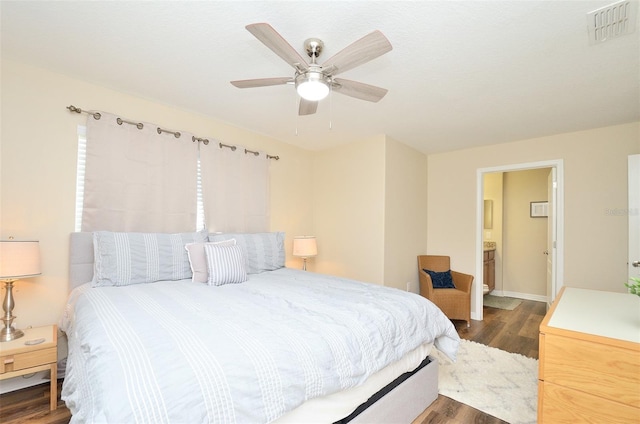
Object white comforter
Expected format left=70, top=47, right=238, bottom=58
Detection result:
left=61, top=268, right=459, bottom=423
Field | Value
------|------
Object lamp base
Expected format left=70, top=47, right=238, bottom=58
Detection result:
left=0, top=326, right=24, bottom=342
left=1, top=279, right=23, bottom=342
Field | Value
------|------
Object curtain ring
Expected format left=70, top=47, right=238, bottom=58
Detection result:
left=117, top=117, right=144, bottom=129
left=192, top=136, right=210, bottom=145
left=157, top=127, right=181, bottom=138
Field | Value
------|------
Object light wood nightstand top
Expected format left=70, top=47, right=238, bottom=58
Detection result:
left=0, top=325, right=57, bottom=355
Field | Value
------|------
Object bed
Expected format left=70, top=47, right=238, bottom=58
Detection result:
left=61, top=231, right=459, bottom=423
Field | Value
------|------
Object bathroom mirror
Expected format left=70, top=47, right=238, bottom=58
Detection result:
left=484, top=199, right=493, bottom=229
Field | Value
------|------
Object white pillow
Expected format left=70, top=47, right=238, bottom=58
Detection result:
left=204, top=244, right=247, bottom=286
left=185, top=239, right=236, bottom=283
left=208, top=232, right=285, bottom=274
left=92, top=230, right=207, bottom=287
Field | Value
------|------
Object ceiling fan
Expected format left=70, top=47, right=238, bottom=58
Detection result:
left=230, top=23, right=393, bottom=116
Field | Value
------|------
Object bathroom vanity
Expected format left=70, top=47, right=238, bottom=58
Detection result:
left=483, top=242, right=495, bottom=293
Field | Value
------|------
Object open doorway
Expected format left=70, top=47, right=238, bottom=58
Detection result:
left=483, top=168, right=551, bottom=301
left=474, top=160, right=564, bottom=321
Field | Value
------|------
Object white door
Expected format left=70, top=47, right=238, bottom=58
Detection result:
left=546, top=168, right=557, bottom=307
left=629, top=155, right=640, bottom=281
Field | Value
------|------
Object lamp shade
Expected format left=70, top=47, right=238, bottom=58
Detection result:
left=292, top=236, right=318, bottom=258
left=0, top=241, right=41, bottom=280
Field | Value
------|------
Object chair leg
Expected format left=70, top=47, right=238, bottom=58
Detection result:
left=466, top=320, right=470, bottom=328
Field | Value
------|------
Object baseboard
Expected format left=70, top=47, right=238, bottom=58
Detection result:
left=490, top=290, right=547, bottom=303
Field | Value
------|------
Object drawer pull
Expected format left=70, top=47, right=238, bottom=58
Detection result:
left=3, top=358, right=14, bottom=365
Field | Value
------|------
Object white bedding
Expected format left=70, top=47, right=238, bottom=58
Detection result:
left=61, top=268, right=459, bottom=423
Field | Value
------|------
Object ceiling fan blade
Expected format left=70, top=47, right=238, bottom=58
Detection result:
left=246, top=23, right=309, bottom=71
left=332, top=78, right=388, bottom=102
left=321, top=30, right=392, bottom=76
left=230, top=77, right=292, bottom=88
left=298, top=99, right=318, bottom=115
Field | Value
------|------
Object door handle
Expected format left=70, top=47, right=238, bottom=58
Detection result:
left=633, top=261, right=640, bottom=268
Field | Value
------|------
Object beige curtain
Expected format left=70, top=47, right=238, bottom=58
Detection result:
left=82, top=112, right=198, bottom=232
left=200, top=144, right=269, bottom=233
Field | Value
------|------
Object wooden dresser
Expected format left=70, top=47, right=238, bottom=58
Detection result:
left=538, top=287, right=640, bottom=423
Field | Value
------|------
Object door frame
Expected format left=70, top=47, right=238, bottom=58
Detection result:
left=629, top=154, right=640, bottom=280
left=475, top=159, right=564, bottom=321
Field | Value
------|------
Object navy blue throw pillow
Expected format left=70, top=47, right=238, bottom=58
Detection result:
left=423, top=269, right=455, bottom=289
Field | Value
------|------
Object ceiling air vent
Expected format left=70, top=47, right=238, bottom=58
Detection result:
left=587, top=0, right=637, bottom=44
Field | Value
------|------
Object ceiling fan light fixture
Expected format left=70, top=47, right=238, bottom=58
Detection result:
left=231, top=24, right=393, bottom=115
left=295, top=71, right=329, bottom=101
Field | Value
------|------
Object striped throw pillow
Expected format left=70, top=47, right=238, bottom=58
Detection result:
left=185, top=239, right=236, bottom=283
left=204, top=244, right=248, bottom=286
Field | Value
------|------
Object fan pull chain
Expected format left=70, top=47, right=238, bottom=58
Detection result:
left=294, top=90, right=299, bottom=136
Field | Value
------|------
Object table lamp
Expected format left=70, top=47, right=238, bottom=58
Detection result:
left=0, top=240, right=41, bottom=342
left=293, top=236, right=317, bottom=271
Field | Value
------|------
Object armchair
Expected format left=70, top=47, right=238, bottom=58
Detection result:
left=418, top=255, right=473, bottom=327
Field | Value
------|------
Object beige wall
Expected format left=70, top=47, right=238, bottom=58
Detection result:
left=311, top=135, right=428, bottom=290
left=483, top=172, right=503, bottom=291
left=383, top=137, right=428, bottom=292
left=311, top=136, right=386, bottom=283
left=428, top=122, right=640, bottom=319
left=0, top=59, right=314, bottom=329
left=502, top=169, right=549, bottom=297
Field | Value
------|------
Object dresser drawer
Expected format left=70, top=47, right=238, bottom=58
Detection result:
left=540, top=381, right=640, bottom=424
left=0, top=347, right=57, bottom=374
left=541, top=332, right=640, bottom=408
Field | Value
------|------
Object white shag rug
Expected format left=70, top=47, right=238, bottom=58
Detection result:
left=433, top=339, right=538, bottom=424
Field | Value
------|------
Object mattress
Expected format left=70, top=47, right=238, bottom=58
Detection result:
left=61, top=268, right=459, bottom=423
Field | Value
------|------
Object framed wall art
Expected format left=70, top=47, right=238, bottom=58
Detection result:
left=530, top=201, right=549, bottom=218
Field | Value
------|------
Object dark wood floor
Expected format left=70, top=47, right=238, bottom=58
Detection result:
left=0, top=380, right=69, bottom=424
left=0, top=299, right=546, bottom=424
left=414, top=298, right=547, bottom=424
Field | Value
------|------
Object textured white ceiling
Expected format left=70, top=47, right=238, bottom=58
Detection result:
left=2, top=1, right=639, bottom=153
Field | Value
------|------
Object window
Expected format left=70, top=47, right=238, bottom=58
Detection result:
left=196, top=154, right=205, bottom=231
left=74, top=125, right=86, bottom=232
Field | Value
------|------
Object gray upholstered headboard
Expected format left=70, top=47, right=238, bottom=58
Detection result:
left=69, top=232, right=94, bottom=290
left=69, top=231, right=221, bottom=290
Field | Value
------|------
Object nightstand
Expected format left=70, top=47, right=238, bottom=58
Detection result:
left=0, top=325, right=58, bottom=410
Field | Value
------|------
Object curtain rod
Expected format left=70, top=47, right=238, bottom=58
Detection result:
left=66, top=105, right=279, bottom=160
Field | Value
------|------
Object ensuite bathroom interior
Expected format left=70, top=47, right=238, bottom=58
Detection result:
left=483, top=169, right=551, bottom=303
